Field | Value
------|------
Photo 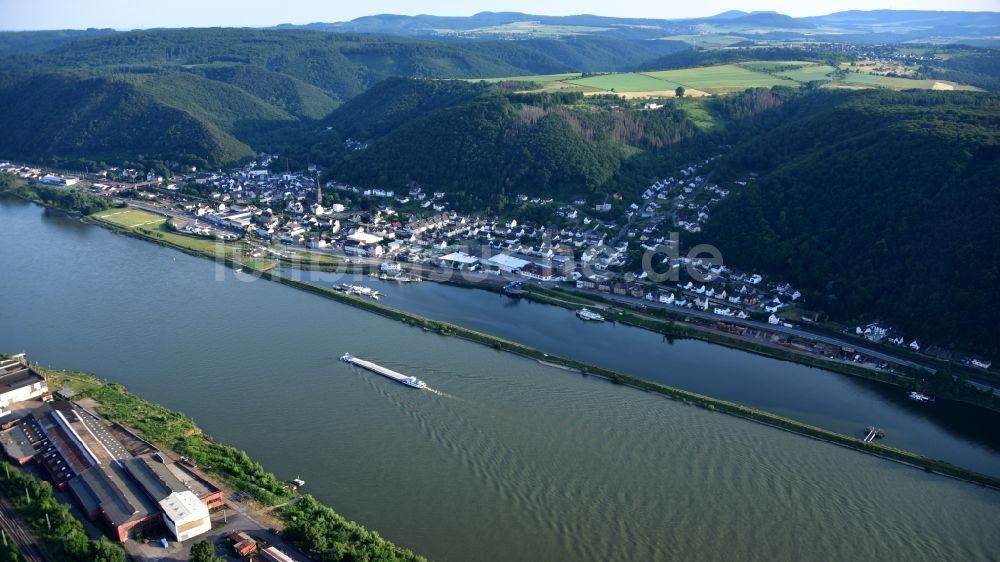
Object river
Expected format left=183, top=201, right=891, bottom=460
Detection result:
left=275, top=268, right=1000, bottom=477
left=2, top=197, right=998, bottom=562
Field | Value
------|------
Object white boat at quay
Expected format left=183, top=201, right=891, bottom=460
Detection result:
left=337, top=284, right=382, bottom=300
left=576, top=308, right=605, bottom=322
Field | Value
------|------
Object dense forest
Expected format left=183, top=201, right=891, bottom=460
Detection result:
left=0, top=28, right=690, bottom=170
left=309, top=78, right=706, bottom=209
left=701, top=89, right=1000, bottom=360
left=919, top=48, right=1000, bottom=92
left=0, top=70, right=259, bottom=169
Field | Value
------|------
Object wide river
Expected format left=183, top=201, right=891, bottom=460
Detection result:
left=2, top=197, right=999, bottom=561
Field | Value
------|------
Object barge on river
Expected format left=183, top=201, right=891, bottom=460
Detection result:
left=340, top=353, right=428, bottom=389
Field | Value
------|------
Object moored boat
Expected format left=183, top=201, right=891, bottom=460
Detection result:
left=576, top=308, right=605, bottom=322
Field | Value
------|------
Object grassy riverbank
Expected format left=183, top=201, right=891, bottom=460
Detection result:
left=41, top=369, right=427, bottom=562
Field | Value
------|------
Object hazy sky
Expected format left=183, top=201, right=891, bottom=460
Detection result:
left=1, top=0, right=997, bottom=31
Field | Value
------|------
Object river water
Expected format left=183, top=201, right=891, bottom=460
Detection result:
left=2, top=197, right=998, bottom=561
left=277, top=267, right=1000, bottom=477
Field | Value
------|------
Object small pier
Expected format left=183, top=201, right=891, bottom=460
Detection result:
left=502, top=281, right=525, bottom=298
left=863, top=426, right=886, bottom=443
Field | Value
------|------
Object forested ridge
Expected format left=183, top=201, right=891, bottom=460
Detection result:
left=702, top=89, right=1000, bottom=359
left=313, top=78, right=705, bottom=209
left=0, top=28, right=688, bottom=170
left=0, top=70, right=257, bottom=169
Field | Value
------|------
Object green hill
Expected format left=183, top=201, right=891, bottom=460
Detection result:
left=702, top=89, right=1000, bottom=359
left=186, top=64, right=339, bottom=119
left=0, top=28, right=695, bottom=169
left=323, top=77, right=489, bottom=139
left=0, top=71, right=254, bottom=169
left=322, top=78, right=703, bottom=206
left=122, top=72, right=295, bottom=130
left=19, top=29, right=687, bottom=100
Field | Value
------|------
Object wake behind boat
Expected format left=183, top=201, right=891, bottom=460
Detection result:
left=340, top=353, right=428, bottom=389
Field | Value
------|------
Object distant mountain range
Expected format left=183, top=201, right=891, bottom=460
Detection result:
left=274, top=9, right=1000, bottom=44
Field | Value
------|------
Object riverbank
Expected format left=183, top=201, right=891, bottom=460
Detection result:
left=14, top=179, right=985, bottom=410
left=40, top=368, right=427, bottom=562
left=521, top=285, right=1000, bottom=412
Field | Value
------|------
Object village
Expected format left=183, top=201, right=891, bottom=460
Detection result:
left=3, top=156, right=990, bottom=376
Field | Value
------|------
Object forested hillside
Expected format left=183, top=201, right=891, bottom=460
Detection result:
left=11, top=29, right=687, bottom=99
left=320, top=78, right=704, bottom=208
left=0, top=28, right=693, bottom=169
left=186, top=64, right=339, bottom=119
left=702, top=90, right=1000, bottom=359
left=0, top=28, right=117, bottom=57
left=0, top=71, right=255, bottom=168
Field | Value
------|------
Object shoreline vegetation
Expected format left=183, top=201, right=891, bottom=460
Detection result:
left=5, top=183, right=1000, bottom=491
left=40, top=369, right=427, bottom=562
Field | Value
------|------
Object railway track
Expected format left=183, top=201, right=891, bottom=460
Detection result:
left=0, top=497, right=48, bottom=562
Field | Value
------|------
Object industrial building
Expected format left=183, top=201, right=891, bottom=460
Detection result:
left=0, top=356, right=50, bottom=417
left=0, top=398, right=223, bottom=542
left=39, top=174, right=79, bottom=186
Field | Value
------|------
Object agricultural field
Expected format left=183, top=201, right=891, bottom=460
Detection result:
left=835, top=72, right=976, bottom=90
left=776, top=64, right=838, bottom=82
left=486, top=60, right=980, bottom=98
left=567, top=72, right=685, bottom=92
left=657, top=34, right=748, bottom=48
left=644, top=64, right=793, bottom=93
left=438, top=21, right=612, bottom=37
left=736, top=60, right=814, bottom=73
left=480, top=73, right=582, bottom=83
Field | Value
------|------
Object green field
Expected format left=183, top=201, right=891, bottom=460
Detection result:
left=836, top=73, right=977, bottom=90
left=90, top=208, right=341, bottom=270
left=737, top=60, right=814, bottom=73
left=439, top=21, right=612, bottom=37
left=674, top=97, right=718, bottom=130
left=659, top=34, right=747, bottom=48
left=479, top=72, right=582, bottom=84
left=91, top=208, right=166, bottom=228
left=91, top=208, right=225, bottom=254
left=567, top=72, right=684, bottom=92
left=776, top=64, right=838, bottom=82
left=644, top=65, right=793, bottom=93
left=485, top=61, right=979, bottom=97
